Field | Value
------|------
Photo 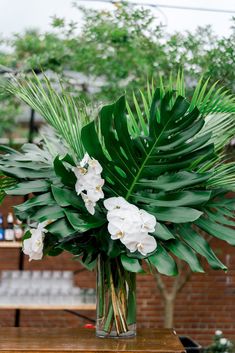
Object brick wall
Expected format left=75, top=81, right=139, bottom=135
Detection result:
left=0, top=197, right=235, bottom=347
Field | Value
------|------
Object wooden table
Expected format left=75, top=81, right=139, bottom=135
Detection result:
left=0, top=241, right=22, bottom=248
left=0, top=328, right=185, bottom=353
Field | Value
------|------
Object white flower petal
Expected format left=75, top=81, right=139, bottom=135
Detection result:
left=121, top=238, right=138, bottom=252
left=29, top=251, right=44, bottom=261
left=81, top=192, right=96, bottom=215
left=80, top=153, right=90, bottom=167
left=23, top=238, right=33, bottom=255
left=73, top=166, right=87, bottom=178
left=88, top=158, right=103, bottom=174
left=104, top=197, right=132, bottom=211
left=75, top=180, right=84, bottom=195
left=215, top=330, right=223, bottom=336
left=30, top=230, right=44, bottom=252
left=107, top=222, right=120, bottom=236
left=220, top=338, right=228, bottom=345
left=23, top=225, right=45, bottom=261
left=140, top=209, right=157, bottom=233
left=136, top=235, right=157, bottom=256
left=37, top=221, right=50, bottom=232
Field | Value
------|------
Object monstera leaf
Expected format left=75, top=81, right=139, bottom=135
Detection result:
left=81, top=89, right=235, bottom=273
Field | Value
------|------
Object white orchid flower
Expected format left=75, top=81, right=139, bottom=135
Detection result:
left=104, top=196, right=137, bottom=212
left=84, top=173, right=104, bottom=191
left=75, top=173, right=104, bottom=196
left=73, top=153, right=104, bottom=214
left=73, top=165, right=88, bottom=178
left=107, top=209, right=142, bottom=234
left=104, top=196, right=157, bottom=256
left=87, top=183, right=105, bottom=202
left=215, top=330, right=223, bottom=336
left=88, top=158, right=103, bottom=175
left=81, top=192, right=96, bottom=215
left=23, top=222, right=48, bottom=261
left=123, top=233, right=157, bottom=256
left=140, top=209, right=157, bottom=233
left=80, top=153, right=90, bottom=167
left=80, top=153, right=103, bottom=175
left=220, top=338, right=228, bottom=345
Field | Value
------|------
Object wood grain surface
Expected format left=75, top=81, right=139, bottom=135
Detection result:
left=0, top=328, right=186, bottom=353
left=0, top=303, right=96, bottom=310
left=0, top=241, right=22, bottom=248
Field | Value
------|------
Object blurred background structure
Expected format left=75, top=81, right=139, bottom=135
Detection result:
left=0, top=0, right=235, bottom=348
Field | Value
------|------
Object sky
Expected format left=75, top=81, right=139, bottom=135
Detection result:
left=0, top=0, right=234, bottom=41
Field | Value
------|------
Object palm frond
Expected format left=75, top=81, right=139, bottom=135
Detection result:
left=39, top=125, right=69, bottom=160
left=206, top=162, right=235, bottom=190
left=127, top=72, right=235, bottom=153
left=196, top=112, right=235, bottom=152
left=6, top=73, right=90, bottom=159
left=0, top=175, right=17, bottom=204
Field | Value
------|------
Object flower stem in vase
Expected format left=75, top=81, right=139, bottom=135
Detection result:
left=96, top=256, right=136, bottom=338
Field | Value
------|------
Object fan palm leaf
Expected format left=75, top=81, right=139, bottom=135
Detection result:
left=6, top=73, right=90, bottom=160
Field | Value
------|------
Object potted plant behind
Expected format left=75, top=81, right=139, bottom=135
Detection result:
left=1, top=72, right=235, bottom=338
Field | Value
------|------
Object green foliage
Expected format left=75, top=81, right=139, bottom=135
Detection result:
left=205, top=331, right=234, bottom=353
left=7, top=74, right=89, bottom=159
left=1, top=2, right=235, bottom=140
left=0, top=174, right=17, bottom=204
left=2, top=72, right=235, bottom=275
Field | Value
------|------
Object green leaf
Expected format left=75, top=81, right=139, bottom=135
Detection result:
left=133, top=190, right=211, bottom=207
left=78, top=256, right=97, bottom=271
left=120, top=255, right=144, bottom=273
left=51, top=185, right=84, bottom=210
left=179, top=225, right=226, bottom=270
left=148, top=244, right=178, bottom=276
left=0, top=145, right=21, bottom=154
left=22, top=230, right=31, bottom=241
left=6, top=180, right=50, bottom=195
left=0, top=164, right=54, bottom=180
left=14, top=192, right=54, bottom=213
left=196, top=217, right=235, bottom=246
left=0, top=175, right=17, bottom=204
left=47, top=247, right=64, bottom=256
left=166, top=240, right=204, bottom=272
left=64, top=209, right=105, bottom=233
left=81, top=92, right=207, bottom=202
left=7, top=74, right=87, bottom=158
left=47, top=218, right=77, bottom=238
left=53, top=156, right=76, bottom=187
left=140, top=171, right=211, bottom=192
left=153, top=223, right=175, bottom=240
left=146, top=206, right=203, bottom=223
left=32, top=205, right=64, bottom=222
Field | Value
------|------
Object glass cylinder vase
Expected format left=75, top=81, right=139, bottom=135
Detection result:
left=96, top=255, right=136, bottom=338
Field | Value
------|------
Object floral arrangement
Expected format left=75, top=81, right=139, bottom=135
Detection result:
left=205, top=330, right=234, bottom=353
left=1, top=73, right=235, bottom=337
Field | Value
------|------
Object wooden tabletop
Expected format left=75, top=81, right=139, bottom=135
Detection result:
left=0, top=303, right=96, bottom=310
left=0, top=241, right=22, bottom=248
left=0, top=328, right=185, bottom=353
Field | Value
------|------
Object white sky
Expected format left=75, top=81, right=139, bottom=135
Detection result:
left=0, top=0, right=234, bottom=40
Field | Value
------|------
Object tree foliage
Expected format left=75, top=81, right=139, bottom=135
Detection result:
left=0, top=2, right=235, bottom=140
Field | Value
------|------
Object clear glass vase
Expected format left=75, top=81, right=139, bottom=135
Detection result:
left=96, top=256, right=136, bottom=338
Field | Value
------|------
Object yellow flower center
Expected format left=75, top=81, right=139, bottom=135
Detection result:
left=78, top=167, right=87, bottom=175
left=137, top=243, right=144, bottom=251
left=116, top=231, right=124, bottom=239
